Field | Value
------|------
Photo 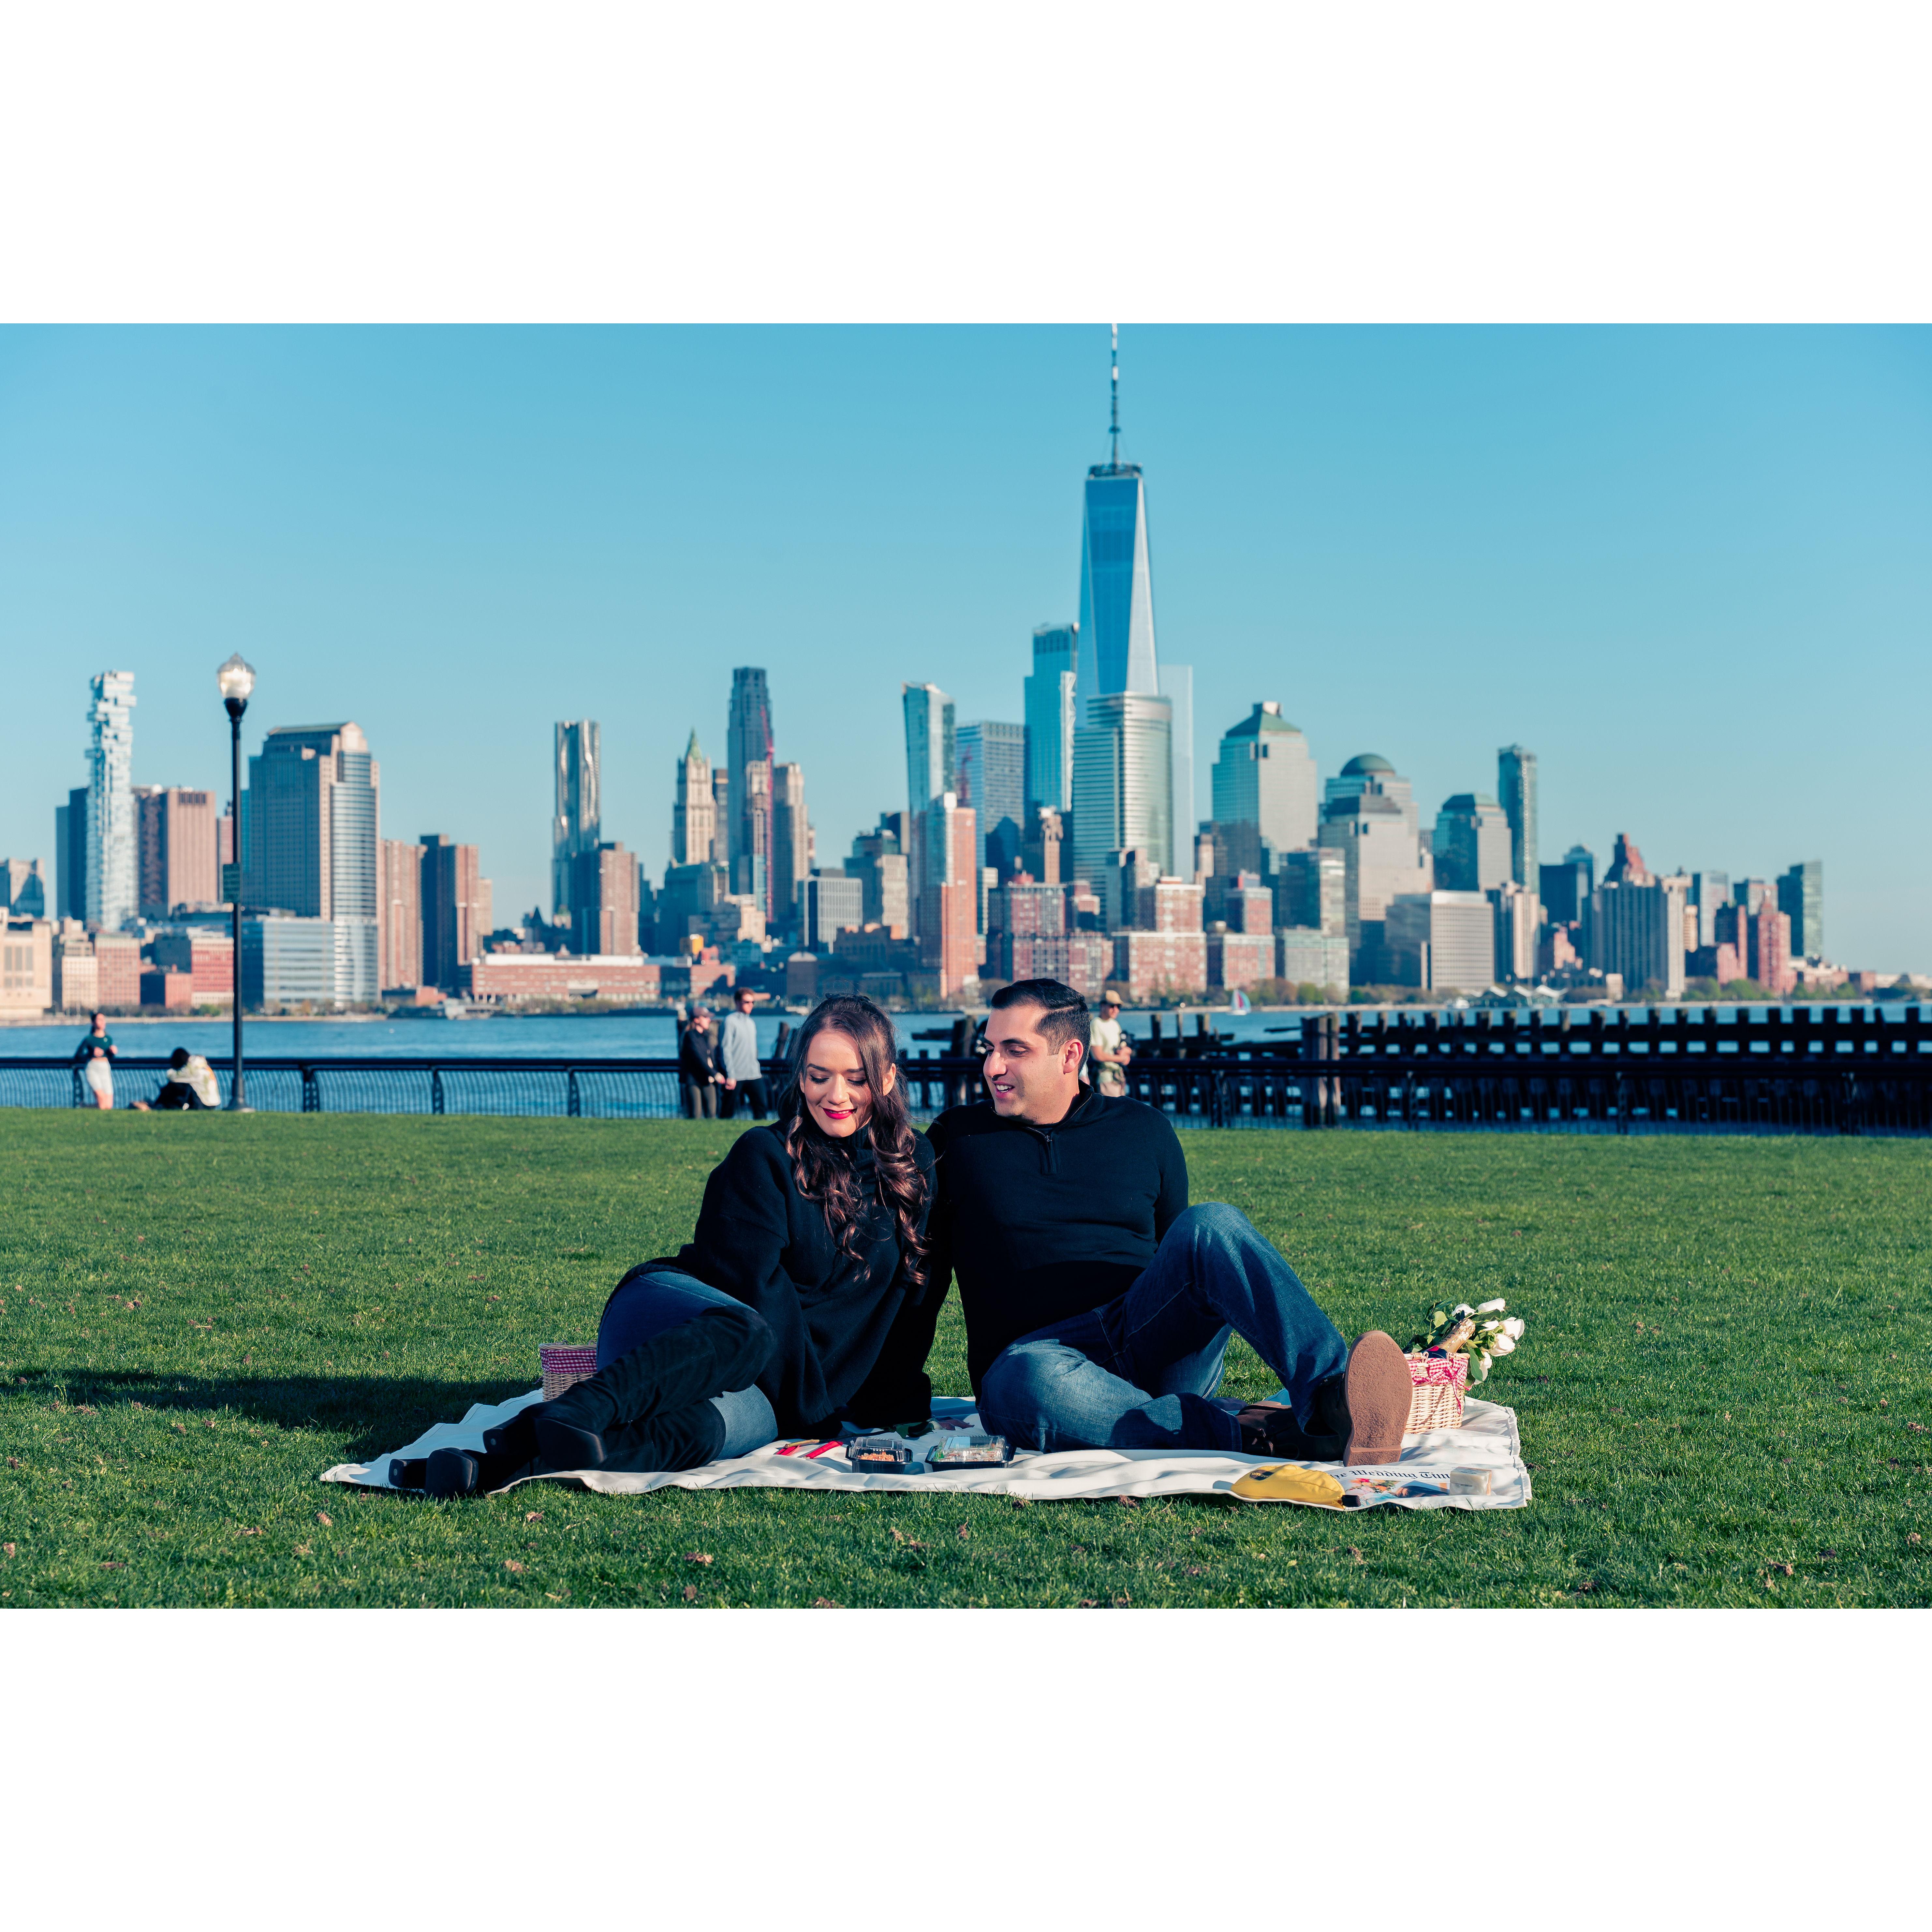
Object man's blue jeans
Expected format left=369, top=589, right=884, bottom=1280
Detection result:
left=597, top=1268, right=779, bottom=1459
left=977, top=1202, right=1350, bottom=1454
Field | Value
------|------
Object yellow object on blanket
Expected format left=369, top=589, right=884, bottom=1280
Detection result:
left=1230, top=1463, right=1346, bottom=1507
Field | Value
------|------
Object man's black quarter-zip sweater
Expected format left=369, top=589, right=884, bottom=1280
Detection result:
left=923, top=1087, right=1189, bottom=1392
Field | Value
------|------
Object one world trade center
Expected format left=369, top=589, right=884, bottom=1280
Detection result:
left=1071, top=326, right=1182, bottom=881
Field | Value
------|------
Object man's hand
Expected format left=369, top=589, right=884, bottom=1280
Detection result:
left=722, top=1078, right=736, bottom=1090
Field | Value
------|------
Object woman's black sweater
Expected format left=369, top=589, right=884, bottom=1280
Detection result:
left=635, top=1124, right=939, bottom=1436
left=677, top=1026, right=718, bottom=1084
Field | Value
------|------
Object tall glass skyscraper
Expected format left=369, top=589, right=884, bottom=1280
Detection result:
left=1076, top=471, right=1159, bottom=717
left=1161, top=662, right=1193, bottom=876
left=956, top=721, right=1026, bottom=879
left=85, top=670, right=138, bottom=933
left=1023, top=623, right=1076, bottom=816
left=727, top=667, right=774, bottom=910
left=1072, top=693, right=1172, bottom=892
left=552, top=720, right=602, bottom=920
left=246, top=722, right=380, bottom=1002
left=901, top=682, right=955, bottom=926
left=1070, top=329, right=1173, bottom=886
left=1497, top=745, right=1538, bottom=890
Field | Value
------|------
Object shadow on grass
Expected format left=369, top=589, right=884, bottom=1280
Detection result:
left=10, top=1367, right=537, bottom=1462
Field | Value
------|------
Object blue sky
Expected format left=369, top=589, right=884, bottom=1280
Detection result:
left=2, top=324, right=1927, bottom=966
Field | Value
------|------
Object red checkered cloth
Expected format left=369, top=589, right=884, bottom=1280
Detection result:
left=541, top=1344, right=599, bottom=1400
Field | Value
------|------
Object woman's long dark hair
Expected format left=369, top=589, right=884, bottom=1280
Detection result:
left=776, top=996, right=928, bottom=1288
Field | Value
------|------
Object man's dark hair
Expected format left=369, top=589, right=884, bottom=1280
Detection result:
left=169, top=1048, right=190, bottom=1069
left=989, top=979, right=1090, bottom=1061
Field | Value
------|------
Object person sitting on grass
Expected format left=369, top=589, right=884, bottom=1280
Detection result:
left=410, top=994, right=939, bottom=1497
left=923, top=977, right=1413, bottom=1466
left=133, top=1048, right=221, bottom=1111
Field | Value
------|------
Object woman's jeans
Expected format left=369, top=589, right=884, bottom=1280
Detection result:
left=597, top=1268, right=779, bottom=1458
left=977, top=1203, right=1350, bottom=1454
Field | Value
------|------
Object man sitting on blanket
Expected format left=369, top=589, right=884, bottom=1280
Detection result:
left=922, top=979, right=1413, bottom=1465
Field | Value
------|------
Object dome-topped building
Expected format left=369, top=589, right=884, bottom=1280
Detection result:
left=1339, top=753, right=1396, bottom=777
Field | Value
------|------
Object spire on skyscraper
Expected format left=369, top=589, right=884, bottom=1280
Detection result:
left=1109, top=321, right=1120, bottom=470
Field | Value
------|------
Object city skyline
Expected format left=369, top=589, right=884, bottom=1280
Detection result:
left=2, top=326, right=1928, bottom=968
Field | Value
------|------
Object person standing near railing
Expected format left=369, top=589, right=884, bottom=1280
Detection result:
left=73, top=1012, right=117, bottom=1110
left=679, top=1006, right=724, bottom=1119
left=717, top=985, right=770, bottom=1120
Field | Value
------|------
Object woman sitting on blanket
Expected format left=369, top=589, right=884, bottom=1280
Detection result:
left=417, top=995, right=939, bottom=1497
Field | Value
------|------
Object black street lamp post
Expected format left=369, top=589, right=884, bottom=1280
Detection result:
left=216, top=654, right=256, bottom=1110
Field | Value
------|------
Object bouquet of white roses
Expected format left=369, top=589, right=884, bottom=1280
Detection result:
left=1408, top=1298, right=1526, bottom=1385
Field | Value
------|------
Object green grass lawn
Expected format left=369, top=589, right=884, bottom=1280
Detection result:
left=1, top=1112, right=1927, bottom=1608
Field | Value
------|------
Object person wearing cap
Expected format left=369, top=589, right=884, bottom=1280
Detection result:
left=1088, top=991, right=1131, bottom=1096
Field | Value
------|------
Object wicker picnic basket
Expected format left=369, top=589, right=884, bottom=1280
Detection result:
left=1405, top=1352, right=1468, bottom=1434
left=541, top=1344, right=599, bottom=1401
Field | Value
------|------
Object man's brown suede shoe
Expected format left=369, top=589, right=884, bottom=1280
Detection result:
left=1341, top=1331, right=1412, bottom=1466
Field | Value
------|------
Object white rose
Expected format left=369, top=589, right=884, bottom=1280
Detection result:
left=1503, top=1317, right=1526, bottom=1340
left=1477, top=1298, right=1507, bottom=1314
left=1489, top=1334, right=1516, bottom=1356
left=1452, top=1303, right=1474, bottom=1317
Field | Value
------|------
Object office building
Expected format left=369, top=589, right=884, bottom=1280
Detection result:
left=242, top=914, right=338, bottom=1007
left=657, top=861, right=730, bottom=954
left=1100, top=848, right=1164, bottom=935
left=149, top=930, right=234, bottom=1004
left=771, top=763, right=810, bottom=931
left=53, top=927, right=98, bottom=1011
left=378, top=839, right=424, bottom=990
left=1590, top=862, right=1687, bottom=999
left=1023, top=624, right=1077, bottom=816
left=246, top=722, right=379, bottom=1002
left=956, top=722, right=1025, bottom=880
left=1072, top=693, right=1172, bottom=894
left=1, top=917, right=53, bottom=1016
left=902, top=681, right=956, bottom=919
left=1274, top=847, right=1346, bottom=937
left=1019, top=807, right=1064, bottom=887
left=1385, top=891, right=1496, bottom=993
left=727, top=668, right=774, bottom=907
left=1433, top=793, right=1514, bottom=893
left=735, top=759, right=772, bottom=914
left=1497, top=745, right=1538, bottom=889
left=991, top=880, right=1108, bottom=997
left=671, top=731, right=716, bottom=867
left=568, top=842, right=641, bottom=957
left=1318, top=755, right=1432, bottom=978
left=1207, top=929, right=1274, bottom=993
left=1162, top=664, right=1194, bottom=877
left=1712, top=901, right=1793, bottom=995
left=1205, top=871, right=1274, bottom=936
left=1112, top=930, right=1207, bottom=1001
left=800, top=871, right=864, bottom=951
left=1778, top=860, right=1823, bottom=959
left=56, top=788, right=88, bottom=921
left=1211, top=703, right=1318, bottom=865
left=421, top=835, right=487, bottom=992
left=85, top=671, right=138, bottom=933
left=1, top=859, right=47, bottom=919
left=1277, top=928, right=1350, bottom=996
left=848, top=819, right=911, bottom=936
left=134, top=787, right=220, bottom=916
left=1541, top=847, right=1596, bottom=927
left=918, top=792, right=979, bottom=997
left=1075, top=332, right=1159, bottom=716
left=1689, top=871, right=1731, bottom=949
left=1489, top=880, right=1539, bottom=981
left=551, top=720, right=601, bottom=920
left=903, top=683, right=955, bottom=936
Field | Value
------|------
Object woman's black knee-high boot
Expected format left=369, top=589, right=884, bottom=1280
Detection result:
left=581, top=1399, right=728, bottom=1476
left=528, top=1304, right=771, bottom=1472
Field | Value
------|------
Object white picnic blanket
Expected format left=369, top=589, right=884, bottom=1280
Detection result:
left=321, top=1393, right=1532, bottom=1512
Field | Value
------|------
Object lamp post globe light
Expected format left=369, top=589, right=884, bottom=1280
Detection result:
left=216, top=654, right=255, bottom=1111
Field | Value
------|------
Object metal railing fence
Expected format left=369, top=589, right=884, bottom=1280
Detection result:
left=5, top=1037, right=1929, bottom=1135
